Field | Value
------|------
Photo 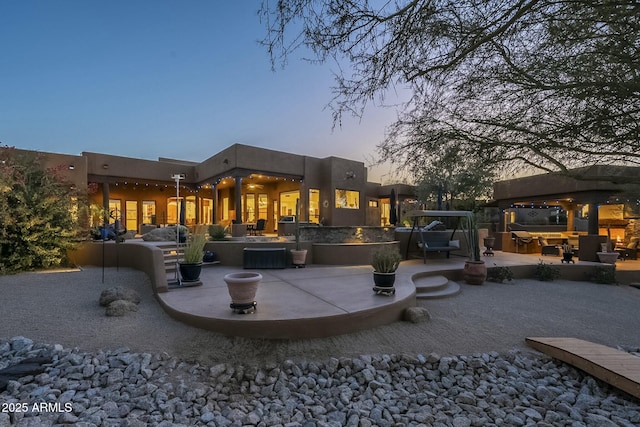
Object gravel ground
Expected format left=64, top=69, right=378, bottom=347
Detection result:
left=0, top=266, right=639, bottom=366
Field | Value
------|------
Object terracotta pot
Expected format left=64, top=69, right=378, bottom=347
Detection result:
left=373, top=272, right=396, bottom=288
left=179, top=262, right=202, bottom=282
left=291, top=249, right=308, bottom=266
left=224, top=272, right=262, bottom=304
left=463, top=260, right=487, bottom=285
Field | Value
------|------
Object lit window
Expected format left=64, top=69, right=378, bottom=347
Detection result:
left=335, top=189, right=359, bottom=209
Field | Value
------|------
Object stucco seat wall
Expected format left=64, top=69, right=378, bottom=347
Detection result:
left=68, top=241, right=168, bottom=293
left=312, top=242, right=400, bottom=265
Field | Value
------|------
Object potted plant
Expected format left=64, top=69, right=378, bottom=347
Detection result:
left=179, top=226, right=207, bottom=282
left=290, top=198, right=308, bottom=267
left=561, top=243, right=575, bottom=264
left=462, top=214, right=487, bottom=285
left=371, top=245, right=402, bottom=295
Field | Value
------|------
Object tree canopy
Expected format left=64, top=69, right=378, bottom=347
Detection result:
left=261, top=0, right=640, bottom=181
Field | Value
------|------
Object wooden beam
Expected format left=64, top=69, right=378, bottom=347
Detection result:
left=526, top=337, right=640, bottom=400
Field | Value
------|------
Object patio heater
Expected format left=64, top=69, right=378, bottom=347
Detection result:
left=168, top=173, right=185, bottom=288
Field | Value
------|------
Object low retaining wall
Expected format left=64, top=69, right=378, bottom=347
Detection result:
left=68, top=241, right=169, bottom=293
left=312, top=241, right=400, bottom=265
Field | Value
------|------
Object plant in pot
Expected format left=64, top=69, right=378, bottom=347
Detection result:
left=371, top=245, right=402, bottom=295
left=561, top=243, right=575, bottom=264
left=462, top=214, right=487, bottom=285
left=179, top=226, right=207, bottom=283
left=291, top=198, right=308, bottom=267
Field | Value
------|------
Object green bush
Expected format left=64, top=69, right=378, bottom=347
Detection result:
left=0, top=148, right=81, bottom=273
left=591, top=265, right=616, bottom=284
left=487, top=265, right=514, bottom=283
left=534, top=260, right=560, bottom=281
left=208, top=224, right=227, bottom=240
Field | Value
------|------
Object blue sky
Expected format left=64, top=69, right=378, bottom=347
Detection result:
left=0, top=1, right=402, bottom=183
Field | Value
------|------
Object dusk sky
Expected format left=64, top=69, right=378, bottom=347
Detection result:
left=0, top=1, right=404, bottom=183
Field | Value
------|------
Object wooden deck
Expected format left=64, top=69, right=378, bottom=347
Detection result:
left=526, top=337, right=640, bottom=400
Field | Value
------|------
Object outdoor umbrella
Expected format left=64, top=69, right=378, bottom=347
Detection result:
left=389, top=189, right=397, bottom=226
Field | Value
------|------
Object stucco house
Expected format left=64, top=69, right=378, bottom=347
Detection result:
left=3, top=144, right=416, bottom=233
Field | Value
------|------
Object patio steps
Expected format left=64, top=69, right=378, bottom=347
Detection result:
left=158, top=243, right=185, bottom=276
left=413, top=274, right=461, bottom=299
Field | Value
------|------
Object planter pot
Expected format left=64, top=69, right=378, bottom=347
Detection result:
left=291, top=249, right=308, bottom=266
left=483, top=237, right=496, bottom=256
left=596, top=252, right=619, bottom=264
left=373, top=272, right=396, bottom=288
left=179, top=262, right=202, bottom=282
left=561, top=252, right=575, bottom=264
left=463, top=260, right=487, bottom=285
left=224, top=272, right=262, bottom=305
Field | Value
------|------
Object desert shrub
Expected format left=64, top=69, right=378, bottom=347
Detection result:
left=208, top=224, right=227, bottom=240
left=591, top=265, right=617, bottom=284
left=0, top=147, right=81, bottom=273
left=487, top=265, right=514, bottom=283
left=534, top=260, right=561, bottom=281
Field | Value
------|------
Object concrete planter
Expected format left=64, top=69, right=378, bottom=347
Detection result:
left=224, top=272, right=262, bottom=305
left=291, top=249, right=308, bottom=266
left=596, top=252, right=619, bottom=264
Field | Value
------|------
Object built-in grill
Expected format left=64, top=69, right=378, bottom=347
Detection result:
left=511, top=231, right=533, bottom=253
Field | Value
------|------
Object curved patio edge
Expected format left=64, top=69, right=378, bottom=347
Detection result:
left=155, top=267, right=417, bottom=339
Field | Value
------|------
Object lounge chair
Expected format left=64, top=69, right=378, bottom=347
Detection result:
left=538, top=236, right=559, bottom=256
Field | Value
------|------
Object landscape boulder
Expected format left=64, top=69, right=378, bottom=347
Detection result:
left=403, top=307, right=431, bottom=323
left=142, top=225, right=186, bottom=242
left=99, top=287, right=141, bottom=307
left=106, top=300, right=139, bottom=317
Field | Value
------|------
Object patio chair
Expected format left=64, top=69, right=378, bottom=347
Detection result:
left=616, top=236, right=639, bottom=260
left=254, top=219, right=266, bottom=235
left=538, top=236, right=559, bottom=256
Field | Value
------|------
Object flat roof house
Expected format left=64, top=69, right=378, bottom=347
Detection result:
left=3, top=144, right=416, bottom=234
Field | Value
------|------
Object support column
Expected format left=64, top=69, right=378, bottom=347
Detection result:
left=102, top=182, right=110, bottom=225
left=194, top=193, right=200, bottom=225
left=230, top=176, right=247, bottom=237
left=211, top=184, right=217, bottom=225
left=588, top=202, right=599, bottom=235
left=234, top=176, right=243, bottom=223
left=559, top=202, right=575, bottom=232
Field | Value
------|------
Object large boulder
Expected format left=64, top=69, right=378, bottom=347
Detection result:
left=106, top=300, right=139, bottom=317
left=142, top=225, right=186, bottom=242
left=403, top=307, right=431, bottom=323
left=99, top=287, right=141, bottom=307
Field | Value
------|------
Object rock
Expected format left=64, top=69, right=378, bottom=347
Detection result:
left=142, top=226, right=181, bottom=242
left=99, top=287, right=141, bottom=306
left=0, top=337, right=639, bottom=427
left=106, top=300, right=139, bottom=317
left=403, top=307, right=431, bottom=323
left=0, top=356, right=52, bottom=391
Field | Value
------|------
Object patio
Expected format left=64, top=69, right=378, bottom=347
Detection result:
left=156, top=250, right=640, bottom=339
